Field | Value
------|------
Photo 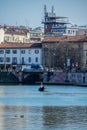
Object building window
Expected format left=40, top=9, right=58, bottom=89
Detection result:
left=73, top=30, right=74, bottom=34
left=68, top=30, right=70, bottom=34
left=25, top=39, right=30, bottom=42
left=0, top=50, right=4, bottom=54
left=35, top=49, right=39, bottom=54
left=0, top=57, right=4, bottom=62
left=6, top=49, right=10, bottom=54
left=22, top=57, right=25, bottom=64
left=45, top=25, right=47, bottom=29
left=35, top=57, right=38, bottom=62
left=6, top=57, right=10, bottom=62
left=15, top=37, right=19, bottom=42
left=28, top=49, right=31, bottom=54
left=21, top=50, right=25, bottom=54
left=12, top=57, right=17, bottom=64
left=12, top=36, right=14, bottom=41
left=4, top=36, right=10, bottom=42
left=12, top=50, right=17, bottom=54
left=28, top=57, right=31, bottom=63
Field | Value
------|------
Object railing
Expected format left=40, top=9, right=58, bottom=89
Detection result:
left=42, top=19, right=68, bottom=24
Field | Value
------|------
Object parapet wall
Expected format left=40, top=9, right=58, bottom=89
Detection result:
left=44, top=72, right=87, bottom=84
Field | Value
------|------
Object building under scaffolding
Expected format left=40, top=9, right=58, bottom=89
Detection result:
left=42, top=5, right=79, bottom=36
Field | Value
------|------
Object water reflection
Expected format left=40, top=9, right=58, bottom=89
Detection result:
left=0, top=106, right=87, bottom=130
left=42, top=106, right=87, bottom=130
left=0, top=85, right=87, bottom=130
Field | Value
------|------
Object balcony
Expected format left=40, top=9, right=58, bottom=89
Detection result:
left=42, top=19, right=56, bottom=23
left=52, top=25, right=67, bottom=29
left=42, top=18, right=68, bottom=24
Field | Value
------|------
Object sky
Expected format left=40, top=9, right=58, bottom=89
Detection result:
left=0, top=0, right=87, bottom=28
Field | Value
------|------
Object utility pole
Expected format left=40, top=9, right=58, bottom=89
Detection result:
left=65, top=46, right=70, bottom=82
left=4, top=49, right=6, bottom=71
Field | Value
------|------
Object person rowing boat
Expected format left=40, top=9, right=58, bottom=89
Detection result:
left=38, top=82, right=44, bottom=92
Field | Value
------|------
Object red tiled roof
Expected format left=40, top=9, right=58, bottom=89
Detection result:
left=42, top=36, right=87, bottom=42
left=0, top=42, right=42, bottom=49
left=5, top=31, right=27, bottom=36
left=3, top=25, right=29, bottom=35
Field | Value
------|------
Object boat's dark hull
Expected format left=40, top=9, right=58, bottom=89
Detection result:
left=38, top=87, right=44, bottom=91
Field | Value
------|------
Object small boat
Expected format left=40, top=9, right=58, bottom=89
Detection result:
left=38, top=87, right=44, bottom=91
left=38, top=82, right=45, bottom=92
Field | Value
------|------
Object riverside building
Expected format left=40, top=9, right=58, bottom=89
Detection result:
left=42, top=35, right=87, bottom=70
left=0, top=42, right=42, bottom=70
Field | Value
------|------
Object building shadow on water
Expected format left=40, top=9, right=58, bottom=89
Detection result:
left=42, top=106, right=87, bottom=129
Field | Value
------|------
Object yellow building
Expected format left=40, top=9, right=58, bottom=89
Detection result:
left=82, top=42, right=87, bottom=68
left=0, top=26, right=30, bottom=43
left=0, top=27, right=4, bottom=43
left=42, top=35, right=87, bottom=70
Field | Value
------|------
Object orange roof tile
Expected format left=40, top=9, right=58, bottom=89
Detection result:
left=42, top=36, right=87, bottom=42
left=0, top=42, right=42, bottom=49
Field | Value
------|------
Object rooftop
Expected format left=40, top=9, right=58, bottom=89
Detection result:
left=0, top=42, right=42, bottom=49
left=0, top=25, right=29, bottom=36
left=42, top=35, right=87, bottom=42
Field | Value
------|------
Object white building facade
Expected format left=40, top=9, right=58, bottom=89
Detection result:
left=0, top=42, right=42, bottom=69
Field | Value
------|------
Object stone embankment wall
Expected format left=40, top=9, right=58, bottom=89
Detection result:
left=43, top=72, right=87, bottom=84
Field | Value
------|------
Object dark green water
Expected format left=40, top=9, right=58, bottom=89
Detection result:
left=0, top=85, right=87, bottom=130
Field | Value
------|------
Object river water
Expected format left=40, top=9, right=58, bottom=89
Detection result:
left=0, top=85, right=87, bottom=130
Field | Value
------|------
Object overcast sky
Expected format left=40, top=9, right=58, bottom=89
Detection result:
left=0, top=0, right=87, bottom=28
